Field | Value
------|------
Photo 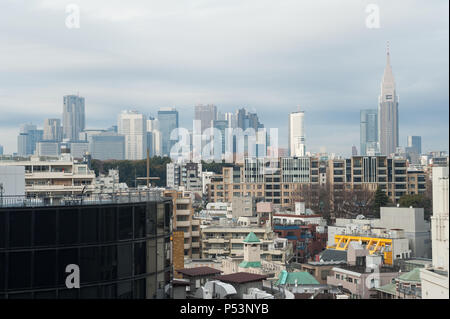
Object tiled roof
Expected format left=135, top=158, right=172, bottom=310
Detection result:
left=320, top=249, right=347, bottom=262
left=398, top=268, right=421, bottom=283
left=276, top=270, right=320, bottom=286
left=376, top=283, right=396, bottom=295
left=243, top=232, right=261, bottom=243
left=215, top=272, right=268, bottom=284
left=177, top=267, right=222, bottom=277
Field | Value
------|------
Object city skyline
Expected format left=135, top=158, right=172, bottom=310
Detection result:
left=0, top=0, right=448, bottom=156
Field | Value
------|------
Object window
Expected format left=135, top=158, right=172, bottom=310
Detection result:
left=35, top=210, right=56, bottom=246
left=59, top=208, right=79, bottom=245
left=9, top=252, right=31, bottom=289
left=118, top=206, right=133, bottom=240
left=34, top=250, right=56, bottom=288
left=10, top=210, right=32, bottom=247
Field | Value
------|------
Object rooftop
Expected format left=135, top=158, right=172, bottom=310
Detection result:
left=276, top=270, right=320, bottom=286
left=215, top=272, right=268, bottom=284
left=0, top=189, right=166, bottom=208
left=177, top=267, right=222, bottom=277
left=397, top=268, right=421, bottom=283
left=243, top=232, right=261, bottom=243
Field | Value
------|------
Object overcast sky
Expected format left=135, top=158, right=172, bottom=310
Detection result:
left=0, top=0, right=448, bottom=156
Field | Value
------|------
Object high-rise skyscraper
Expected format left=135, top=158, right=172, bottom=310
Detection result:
left=288, top=108, right=305, bottom=157
left=195, top=104, right=217, bottom=134
left=43, top=118, right=63, bottom=141
left=157, top=107, right=179, bottom=157
left=360, top=109, right=378, bottom=155
left=147, top=116, right=162, bottom=157
left=0, top=145, right=3, bottom=155
left=378, top=44, right=399, bottom=156
left=17, top=123, right=43, bottom=156
left=118, top=110, right=147, bottom=160
left=63, top=95, right=85, bottom=141
left=407, top=136, right=422, bottom=155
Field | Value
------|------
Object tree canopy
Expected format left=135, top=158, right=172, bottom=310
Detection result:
left=91, top=156, right=171, bottom=187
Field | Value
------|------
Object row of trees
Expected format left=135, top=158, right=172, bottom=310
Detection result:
left=90, top=156, right=172, bottom=187
left=293, top=184, right=433, bottom=222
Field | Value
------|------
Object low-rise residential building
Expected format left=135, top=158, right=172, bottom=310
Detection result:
left=0, top=154, right=95, bottom=197
left=377, top=268, right=423, bottom=299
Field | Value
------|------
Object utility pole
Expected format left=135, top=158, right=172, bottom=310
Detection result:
left=136, top=148, right=160, bottom=187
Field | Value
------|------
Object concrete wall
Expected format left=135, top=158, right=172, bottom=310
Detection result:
left=0, top=166, right=25, bottom=198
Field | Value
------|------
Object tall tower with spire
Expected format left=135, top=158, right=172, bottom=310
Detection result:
left=378, top=42, right=399, bottom=156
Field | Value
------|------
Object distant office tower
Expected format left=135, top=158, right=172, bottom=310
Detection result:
left=69, top=141, right=89, bottom=158
left=378, top=44, right=399, bottom=156
left=118, top=110, right=147, bottom=160
left=352, top=146, right=358, bottom=156
left=63, top=95, right=85, bottom=141
left=360, top=109, right=378, bottom=155
left=157, top=108, right=179, bottom=157
left=88, top=132, right=125, bottom=160
left=0, top=145, right=3, bottom=155
left=78, top=129, right=105, bottom=142
left=43, top=118, right=63, bottom=141
left=147, top=116, right=162, bottom=157
left=195, top=104, right=217, bottom=134
left=213, top=120, right=228, bottom=154
left=288, top=109, right=306, bottom=157
left=36, top=141, right=60, bottom=157
left=407, top=136, right=422, bottom=155
left=224, top=112, right=237, bottom=128
left=17, top=123, right=43, bottom=156
left=237, top=108, right=264, bottom=131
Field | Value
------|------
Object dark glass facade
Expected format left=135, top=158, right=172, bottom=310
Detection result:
left=0, top=200, right=172, bottom=299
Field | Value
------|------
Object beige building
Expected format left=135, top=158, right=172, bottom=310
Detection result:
left=164, top=189, right=201, bottom=258
left=205, top=156, right=426, bottom=209
left=0, top=154, right=95, bottom=197
left=200, top=224, right=291, bottom=264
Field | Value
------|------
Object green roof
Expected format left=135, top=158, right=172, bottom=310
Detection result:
left=276, top=270, right=320, bottom=286
left=238, top=261, right=262, bottom=268
left=398, top=268, right=421, bottom=283
left=243, top=232, right=261, bottom=243
left=376, top=283, right=396, bottom=295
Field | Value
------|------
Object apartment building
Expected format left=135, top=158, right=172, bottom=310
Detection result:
left=163, top=189, right=201, bottom=258
left=166, top=162, right=203, bottom=192
left=207, top=157, right=322, bottom=207
left=0, top=154, right=95, bottom=197
left=200, top=224, right=290, bottom=263
left=327, top=156, right=421, bottom=203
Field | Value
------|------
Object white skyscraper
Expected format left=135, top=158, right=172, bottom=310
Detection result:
left=63, top=95, right=85, bottom=141
left=118, top=110, right=147, bottom=160
left=378, top=43, right=399, bottom=156
left=147, top=117, right=162, bottom=156
left=288, top=108, right=305, bottom=157
left=43, top=118, right=63, bottom=141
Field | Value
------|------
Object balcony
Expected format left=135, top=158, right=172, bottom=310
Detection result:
left=176, top=220, right=191, bottom=228
left=204, top=238, right=227, bottom=243
left=191, top=231, right=200, bottom=237
left=176, top=209, right=191, bottom=216
left=191, top=242, right=200, bottom=248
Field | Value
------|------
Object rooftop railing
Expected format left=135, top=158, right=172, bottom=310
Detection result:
left=0, top=188, right=166, bottom=208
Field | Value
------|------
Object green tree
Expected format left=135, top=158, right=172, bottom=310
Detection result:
left=399, top=194, right=432, bottom=220
left=371, top=186, right=390, bottom=217
left=90, top=156, right=171, bottom=187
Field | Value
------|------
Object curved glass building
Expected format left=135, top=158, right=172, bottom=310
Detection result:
left=0, top=193, right=173, bottom=299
